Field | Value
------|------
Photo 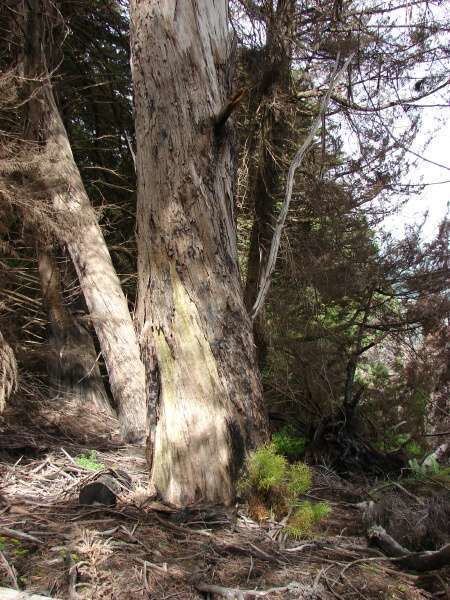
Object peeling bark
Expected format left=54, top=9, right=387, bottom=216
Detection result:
left=131, top=0, right=268, bottom=505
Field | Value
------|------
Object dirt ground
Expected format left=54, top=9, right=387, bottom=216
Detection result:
left=0, top=401, right=448, bottom=599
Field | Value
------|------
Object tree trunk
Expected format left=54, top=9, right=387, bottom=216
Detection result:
left=131, top=0, right=268, bottom=506
left=20, top=0, right=147, bottom=442
left=37, top=243, right=112, bottom=414
left=0, top=330, right=18, bottom=414
left=242, top=0, right=296, bottom=368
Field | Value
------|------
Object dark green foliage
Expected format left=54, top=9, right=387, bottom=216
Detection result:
left=272, top=426, right=307, bottom=460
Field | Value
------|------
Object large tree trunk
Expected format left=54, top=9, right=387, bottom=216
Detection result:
left=37, top=243, right=112, bottom=414
left=131, top=0, right=268, bottom=506
left=20, top=0, right=147, bottom=442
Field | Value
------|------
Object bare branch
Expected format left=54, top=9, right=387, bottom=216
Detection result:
left=251, top=53, right=354, bottom=320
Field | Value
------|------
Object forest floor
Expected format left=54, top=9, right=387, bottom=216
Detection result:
left=0, top=399, right=448, bottom=599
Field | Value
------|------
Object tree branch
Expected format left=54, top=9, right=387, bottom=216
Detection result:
left=251, top=53, right=354, bottom=320
left=369, top=526, right=450, bottom=572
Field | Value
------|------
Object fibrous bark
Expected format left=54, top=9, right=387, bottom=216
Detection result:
left=131, top=0, right=268, bottom=506
left=19, top=0, right=147, bottom=442
left=0, top=330, right=18, bottom=414
left=37, top=243, right=112, bottom=414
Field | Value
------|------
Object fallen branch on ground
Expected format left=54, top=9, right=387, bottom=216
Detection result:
left=0, top=589, right=61, bottom=599
left=0, top=528, right=44, bottom=545
left=196, top=581, right=303, bottom=599
left=368, top=526, right=450, bottom=572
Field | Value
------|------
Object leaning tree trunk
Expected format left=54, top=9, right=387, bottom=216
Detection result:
left=19, top=0, right=147, bottom=442
left=0, top=330, right=18, bottom=414
left=37, top=243, right=112, bottom=414
left=131, top=0, right=268, bottom=506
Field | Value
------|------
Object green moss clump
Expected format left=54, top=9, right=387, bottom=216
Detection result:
left=75, top=450, right=104, bottom=472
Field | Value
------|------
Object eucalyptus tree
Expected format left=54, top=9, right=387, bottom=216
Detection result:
left=130, top=1, right=268, bottom=505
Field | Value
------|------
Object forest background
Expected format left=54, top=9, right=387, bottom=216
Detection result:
left=0, top=0, right=448, bottom=502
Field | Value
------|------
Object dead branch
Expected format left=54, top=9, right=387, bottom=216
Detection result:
left=0, top=528, right=44, bottom=546
left=368, top=526, right=450, bottom=572
left=250, top=53, right=354, bottom=320
left=0, top=552, right=19, bottom=590
left=0, top=589, right=61, bottom=599
left=196, top=581, right=303, bottom=599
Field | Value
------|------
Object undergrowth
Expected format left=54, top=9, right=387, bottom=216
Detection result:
left=286, top=501, right=332, bottom=539
left=272, top=426, right=307, bottom=460
left=75, top=450, right=104, bottom=472
left=239, top=443, right=331, bottom=538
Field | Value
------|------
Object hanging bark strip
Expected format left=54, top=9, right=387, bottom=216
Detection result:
left=19, top=0, right=147, bottom=442
left=131, top=0, right=268, bottom=506
left=251, top=54, right=354, bottom=320
left=242, top=0, right=297, bottom=368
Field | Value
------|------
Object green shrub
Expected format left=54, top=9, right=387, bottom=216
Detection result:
left=285, top=501, right=315, bottom=539
left=311, top=501, right=332, bottom=521
left=408, top=456, right=450, bottom=484
left=272, top=426, right=307, bottom=459
left=239, top=444, right=316, bottom=523
left=404, top=441, right=423, bottom=458
left=75, top=450, right=104, bottom=472
left=285, top=500, right=332, bottom=539
left=286, top=462, right=312, bottom=497
left=245, top=444, right=287, bottom=492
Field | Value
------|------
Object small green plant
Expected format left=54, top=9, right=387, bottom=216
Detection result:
left=239, top=444, right=317, bottom=523
left=408, top=456, right=450, bottom=484
left=75, top=450, right=104, bottom=472
left=408, top=456, right=439, bottom=478
left=244, top=444, right=287, bottom=492
left=311, top=501, right=332, bottom=520
left=285, top=500, right=332, bottom=539
left=404, top=440, right=423, bottom=458
left=286, top=462, right=312, bottom=497
left=272, top=426, right=307, bottom=460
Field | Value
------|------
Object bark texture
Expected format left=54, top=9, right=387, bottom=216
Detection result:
left=20, top=0, right=147, bottom=442
left=0, top=330, right=18, bottom=414
left=37, top=243, right=112, bottom=414
left=131, top=0, right=268, bottom=505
